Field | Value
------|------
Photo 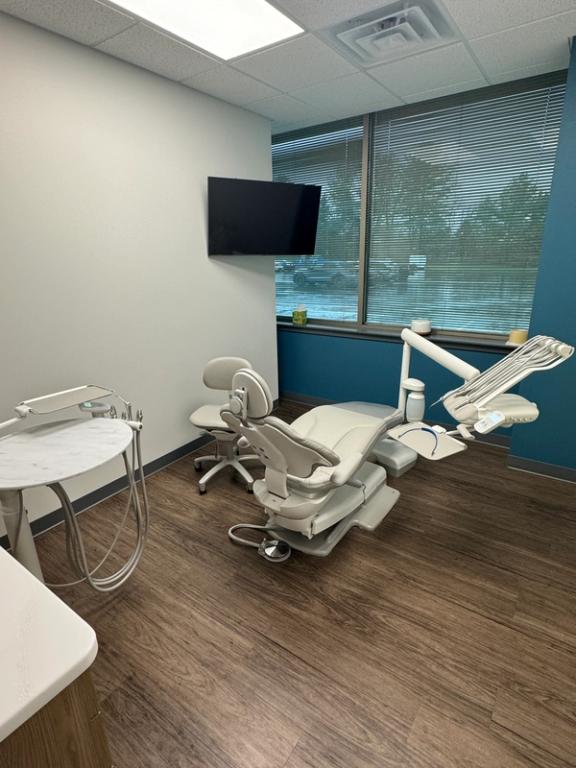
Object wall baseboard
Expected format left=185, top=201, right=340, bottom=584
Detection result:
left=0, top=434, right=213, bottom=551
left=508, top=455, right=576, bottom=483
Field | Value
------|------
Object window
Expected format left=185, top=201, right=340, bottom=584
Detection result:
left=272, top=75, right=565, bottom=338
left=272, top=119, right=363, bottom=321
left=366, top=84, right=565, bottom=333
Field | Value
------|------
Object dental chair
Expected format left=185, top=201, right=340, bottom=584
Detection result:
left=189, top=357, right=260, bottom=494
left=221, top=368, right=401, bottom=561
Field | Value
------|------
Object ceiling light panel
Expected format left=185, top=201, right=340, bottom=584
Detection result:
left=105, top=0, right=303, bottom=59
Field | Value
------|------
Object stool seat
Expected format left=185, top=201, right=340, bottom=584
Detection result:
left=189, top=404, right=228, bottom=431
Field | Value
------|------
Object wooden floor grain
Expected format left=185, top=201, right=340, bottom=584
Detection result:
left=35, top=400, right=576, bottom=768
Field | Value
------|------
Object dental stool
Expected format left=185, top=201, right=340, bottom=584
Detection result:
left=189, top=357, right=260, bottom=494
left=221, top=368, right=401, bottom=561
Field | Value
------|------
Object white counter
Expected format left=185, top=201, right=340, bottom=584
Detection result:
left=0, top=547, right=98, bottom=741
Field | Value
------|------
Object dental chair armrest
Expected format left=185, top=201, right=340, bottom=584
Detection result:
left=286, top=465, right=335, bottom=492
left=330, top=452, right=365, bottom=486
left=285, top=453, right=364, bottom=492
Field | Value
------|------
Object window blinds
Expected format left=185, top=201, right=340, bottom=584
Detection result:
left=272, top=118, right=363, bottom=321
left=366, top=83, right=565, bottom=334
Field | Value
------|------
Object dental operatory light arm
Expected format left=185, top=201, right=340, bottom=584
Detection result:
left=397, top=329, right=481, bottom=422
left=391, top=328, right=574, bottom=458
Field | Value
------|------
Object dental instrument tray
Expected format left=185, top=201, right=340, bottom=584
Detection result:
left=388, top=422, right=467, bottom=461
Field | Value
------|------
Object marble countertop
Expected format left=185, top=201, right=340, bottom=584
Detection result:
left=0, top=546, right=98, bottom=741
left=0, top=418, right=133, bottom=490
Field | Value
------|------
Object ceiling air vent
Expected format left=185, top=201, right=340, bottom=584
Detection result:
left=321, top=0, right=457, bottom=67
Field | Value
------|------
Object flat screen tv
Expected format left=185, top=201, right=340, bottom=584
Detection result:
left=208, top=177, right=321, bottom=256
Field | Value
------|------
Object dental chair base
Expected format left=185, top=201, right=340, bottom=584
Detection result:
left=253, top=462, right=399, bottom=558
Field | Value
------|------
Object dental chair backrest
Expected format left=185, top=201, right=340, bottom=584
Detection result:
left=220, top=369, right=340, bottom=500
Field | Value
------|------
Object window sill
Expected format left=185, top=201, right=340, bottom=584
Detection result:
left=276, top=320, right=511, bottom=354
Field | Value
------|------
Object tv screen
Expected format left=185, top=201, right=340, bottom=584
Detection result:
left=208, top=177, right=321, bottom=256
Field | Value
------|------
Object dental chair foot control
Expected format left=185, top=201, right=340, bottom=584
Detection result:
left=258, top=538, right=291, bottom=562
left=228, top=523, right=291, bottom=562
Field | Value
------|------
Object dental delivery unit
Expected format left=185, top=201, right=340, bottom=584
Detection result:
left=0, top=385, right=150, bottom=591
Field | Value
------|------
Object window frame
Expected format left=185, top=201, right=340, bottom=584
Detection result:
left=274, top=70, right=567, bottom=345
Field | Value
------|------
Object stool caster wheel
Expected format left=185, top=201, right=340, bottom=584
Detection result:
left=194, top=459, right=202, bottom=472
left=198, top=484, right=207, bottom=495
left=246, top=484, right=253, bottom=494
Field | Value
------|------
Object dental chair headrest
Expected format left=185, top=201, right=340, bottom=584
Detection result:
left=231, top=369, right=274, bottom=419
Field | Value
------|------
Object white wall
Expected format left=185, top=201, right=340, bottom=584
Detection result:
left=0, top=14, right=277, bottom=529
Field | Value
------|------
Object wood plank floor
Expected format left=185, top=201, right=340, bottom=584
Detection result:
left=35, top=400, right=576, bottom=768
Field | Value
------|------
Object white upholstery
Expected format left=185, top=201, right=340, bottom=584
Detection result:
left=221, top=369, right=396, bottom=538
left=191, top=357, right=252, bottom=430
left=203, top=357, right=252, bottom=390
left=290, top=405, right=397, bottom=459
left=189, top=357, right=256, bottom=493
left=189, top=404, right=228, bottom=431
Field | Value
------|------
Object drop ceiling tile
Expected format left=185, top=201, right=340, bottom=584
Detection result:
left=369, top=43, right=486, bottom=97
left=441, top=0, right=576, bottom=39
left=0, top=0, right=134, bottom=45
left=182, top=67, right=279, bottom=106
left=234, top=34, right=357, bottom=91
left=469, top=12, right=575, bottom=78
left=404, top=78, right=487, bottom=104
left=96, top=23, right=219, bottom=82
left=248, top=93, right=330, bottom=124
left=273, top=0, right=395, bottom=31
left=291, top=72, right=401, bottom=113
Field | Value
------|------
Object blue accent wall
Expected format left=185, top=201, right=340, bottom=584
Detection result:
left=510, top=45, right=576, bottom=470
left=278, top=54, right=576, bottom=473
left=278, top=328, right=504, bottom=424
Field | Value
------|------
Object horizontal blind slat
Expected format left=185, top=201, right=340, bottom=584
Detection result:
left=367, top=83, right=564, bottom=333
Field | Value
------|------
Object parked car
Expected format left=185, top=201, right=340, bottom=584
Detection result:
left=292, top=258, right=357, bottom=289
left=369, top=260, right=401, bottom=285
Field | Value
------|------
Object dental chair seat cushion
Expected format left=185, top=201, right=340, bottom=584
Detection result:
left=264, top=405, right=396, bottom=494
left=290, top=405, right=397, bottom=461
left=189, top=404, right=229, bottom=431
left=335, top=401, right=404, bottom=428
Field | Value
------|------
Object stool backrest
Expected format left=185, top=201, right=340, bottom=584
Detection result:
left=202, top=357, right=252, bottom=391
